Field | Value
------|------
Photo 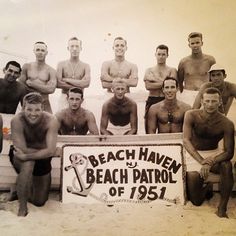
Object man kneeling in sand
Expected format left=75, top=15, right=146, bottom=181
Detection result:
left=56, top=87, right=99, bottom=135
left=183, top=87, right=235, bottom=218
left=10, top=92, right=59, bottom=216
left=100, top=78, right=137, bottom=135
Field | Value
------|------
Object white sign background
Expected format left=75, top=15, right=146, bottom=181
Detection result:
left=62, top=143, right=186, bottom=205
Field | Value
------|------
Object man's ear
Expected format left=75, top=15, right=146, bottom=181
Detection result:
left=3, top=68, right=6, bottom=74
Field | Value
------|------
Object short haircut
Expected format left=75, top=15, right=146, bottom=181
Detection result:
left=68, top=37, right=82, bottom=46
left=188, top=32, right=203, bottom=41
left=156, top=44, right=169, bottom=55
left=34, top=41, right=47, bottom=48
left=112, top=78, right=128, bottom=89
left=113, top=37, right=127, bottom=46
left=67, top=87, right=84, bottom=99
left=23, top=92, right=43, bottom=106
left=162, top=77, right=179, bottom=89
left=202, top=87, right=221, bottom=97
left=5, top=61, right=21, bottom=73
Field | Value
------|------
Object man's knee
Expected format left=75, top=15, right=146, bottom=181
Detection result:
left=220, top=161, right=233, bottom=175
left=32, top=197, right=48, bottom=207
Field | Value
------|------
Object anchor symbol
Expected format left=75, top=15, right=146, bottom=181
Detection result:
left=65, top=153, right=94, bottom=197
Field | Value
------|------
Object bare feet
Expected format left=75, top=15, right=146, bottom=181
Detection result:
left=18, top=206, right=28, bottom=217
left=216, top=208, right=228, bottom=218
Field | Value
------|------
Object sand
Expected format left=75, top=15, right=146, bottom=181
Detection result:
left=0, top=191, right=236, bottom=236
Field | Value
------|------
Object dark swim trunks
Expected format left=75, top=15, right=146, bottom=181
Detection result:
left=9, top=145, right=52, bottom=176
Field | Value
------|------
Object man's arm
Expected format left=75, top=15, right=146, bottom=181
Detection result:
left=126, top=63, right=138, bottom=88
left=100, top=103, right=113, bottom=135
left=18, top=64, right=28, bottom=85
left=125, top=102, right=137, bottom=135
left=100, top=61, right=113, bottom=89
left=86, top=111, right=99, bottom=135
left=213, top=120, right=235, bottom=163
left=192, top=84, right=206, bottom=109
left=56, top=62, right=70, bottom=89
left=147, top=105, right=158, bottom=134
left=11, top=116, right=59, bottom=161
left=0, top=115, right=2, bottom=153
left=144, top=69, right=163, bottom=91
left=183, top=111, right=204, bottom=163
left=170, top=68, right=178, bottom=79
left=62, top=64, right=91, bottom=89
left=26, top=67, right=57, bottom=94
left=177, top=61, right=184, bottom=93
left=224, top=83, right=236, bottom=115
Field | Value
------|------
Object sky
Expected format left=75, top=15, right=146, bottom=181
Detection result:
left=0, top=0, right=236, bottom=95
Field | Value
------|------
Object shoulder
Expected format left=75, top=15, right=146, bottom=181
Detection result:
left=22, top=62, right=32, bottom=70
left=55, top=108, right=68, bottom=119
left=202, top=54, right=215, bottom=62
left=221, top=114, right=235, bottom=129
left=11, top=112, right=23, bottom=125
left=178, top=55, right=191, bottom=65
left=102, top=60, right=113, bottom=67
left=125, top=96, right=137, bottom=105
left=45, top=64, right=56, bottom=72
left=79, top=60, right=90, bottom=68
left=199, top=82, right=212, bottom=91
left=124, top=60, right=137, bottom=68
left=149, top=101, right=163, bottom=113
left=177, top=100, right=191, bottom=110
left=185, top=109, right=199, bottom=119
left=57, top=60, right=68, bottom=67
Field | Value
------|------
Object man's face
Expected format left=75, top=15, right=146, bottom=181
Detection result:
left=67, top=92, right=83, bottom=111
left=209, top=70, right=225, bottom=86
left=113, top=83, right=127, bottom=100
left=202, top=93, right=220, bottom=114
left=113, top=39, right=127, bottom=57
left=155, top=49, right=168, bottom=64
left=23, top=102, right=43, bottom=125
left=68, top=40, right=81, bottom=57
left=4, top=64, right=21, bottom=82
left=34, top=43, right=48, bottom=61
left=188, top=37, right=203, bottom=54
left=162, top=79, right=178, bottom=100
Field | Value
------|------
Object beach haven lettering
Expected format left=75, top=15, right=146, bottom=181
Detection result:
left=87, top=147, right=181, bottom=185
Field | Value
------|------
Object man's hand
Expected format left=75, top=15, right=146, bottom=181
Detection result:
left=14, top=147, right=28, bottom=161
left=201, top=156, right=215, bottom=166
left=200, top=164, right=211, bottom=180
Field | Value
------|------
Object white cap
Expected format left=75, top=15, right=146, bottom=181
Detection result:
left=208, top=63, right=225, bottom=73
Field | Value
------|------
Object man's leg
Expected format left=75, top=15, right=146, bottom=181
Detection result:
left=217, top=161, right=233, bottom=218
left=30, top=173, right=51, bottom=207
left=186, top=171, right=213, bottom=206
left=13, top=158, right=35, bottom=216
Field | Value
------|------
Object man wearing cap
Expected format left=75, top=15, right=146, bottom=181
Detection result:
left=178, top=32, right=215, bottom=106
left=193, top=64, right=236, bottom=115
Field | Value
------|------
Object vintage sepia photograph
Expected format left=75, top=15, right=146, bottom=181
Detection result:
left=0, top=0, right=236, bottom=235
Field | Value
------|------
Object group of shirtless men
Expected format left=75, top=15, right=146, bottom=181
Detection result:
left=0, top=32, right=235, bottom=218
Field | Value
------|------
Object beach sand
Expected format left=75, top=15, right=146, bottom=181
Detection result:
left=0, top=191, right=236, bottom=236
